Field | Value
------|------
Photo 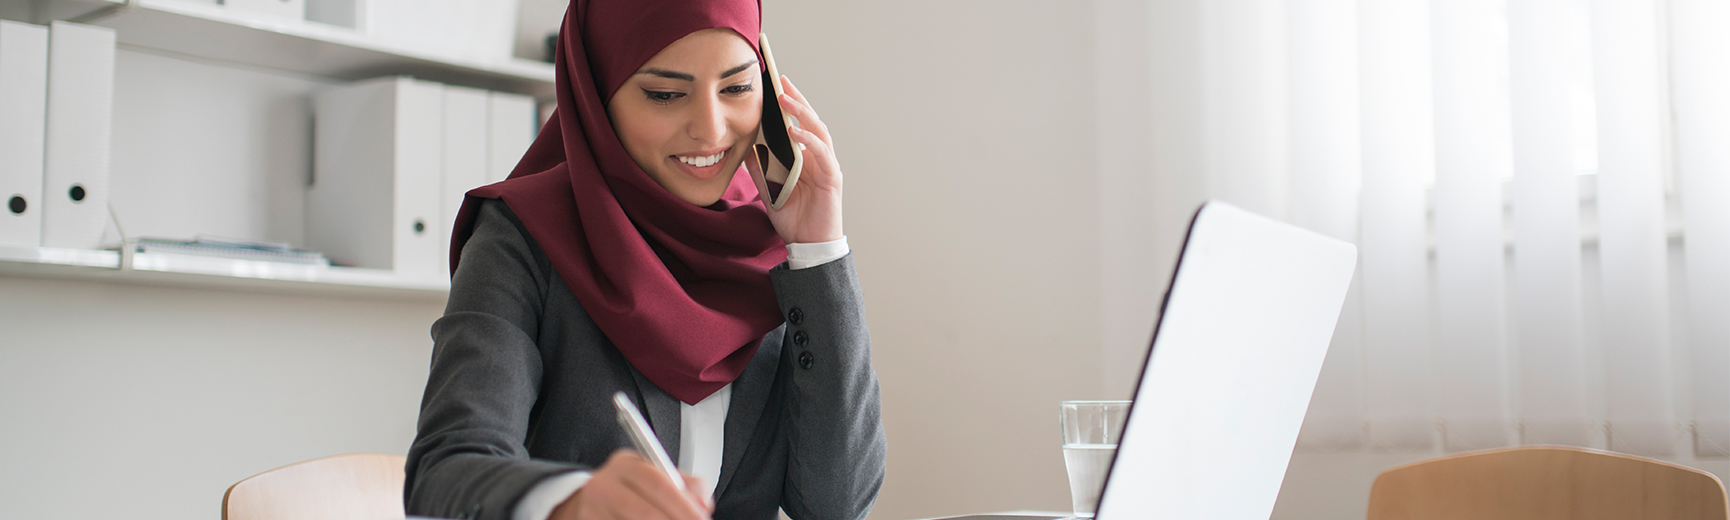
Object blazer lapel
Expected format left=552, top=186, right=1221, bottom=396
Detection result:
left=628, top=366, right=682, bottom=466
left=712, top=325, right=785, bottom=500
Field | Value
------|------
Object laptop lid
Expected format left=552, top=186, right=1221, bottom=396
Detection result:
left=1095, top=201, right=1357, bottom=519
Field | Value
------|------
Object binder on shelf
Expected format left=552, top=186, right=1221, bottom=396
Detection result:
left=440, top=85, right=488, bottom=273
left=41, top=21, right=116, bottom=250
left=222, top=0, right=307, bottom=21
left=365, top=0, right=519, bottom=62
left=487, top=90, right=537, bottom=184
left=304, top=0, right=362, bottom=29
left=308, top=0, right=516, bottom=61
left=308, top=76, right=444, bottom=282
left=0, top=21, right=48, bottom=248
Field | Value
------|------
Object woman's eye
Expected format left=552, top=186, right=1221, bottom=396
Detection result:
left=723, top=84, right=754, bottom=95
left=642, top=89, right=683, bottom=103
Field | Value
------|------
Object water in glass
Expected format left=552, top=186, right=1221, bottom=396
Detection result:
left=1059, top=400, right=1128, bottom=518
left=1061, top=443, right=1115, bottom=516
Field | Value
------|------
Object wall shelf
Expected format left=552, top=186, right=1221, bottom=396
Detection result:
left=8, top=0, right=555, bottom=97
left=0, top=0, right=497, bottom=301
left=0, top=245, right=451, bottom=301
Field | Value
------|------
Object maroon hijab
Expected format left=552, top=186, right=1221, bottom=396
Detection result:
left=448, top=0, right=786, bottom=405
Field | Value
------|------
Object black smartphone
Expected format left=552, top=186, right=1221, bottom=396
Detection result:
left=746, top=33, right=803, bottom=210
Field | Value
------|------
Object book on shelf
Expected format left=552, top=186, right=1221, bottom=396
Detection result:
left=122, top=236, right=331, bottom=266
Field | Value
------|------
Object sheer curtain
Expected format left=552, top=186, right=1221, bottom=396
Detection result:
left=1101, top=0, right=1730, bottom=459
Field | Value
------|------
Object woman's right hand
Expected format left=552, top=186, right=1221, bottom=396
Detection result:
left=550, top=450, right=713, bottom=520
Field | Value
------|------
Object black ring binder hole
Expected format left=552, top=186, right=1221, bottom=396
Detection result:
left=7, top=196, right=24, bottom=215
left=69, top=185, right=86, bottom=202
left=413, top=220, right=426, bottom=234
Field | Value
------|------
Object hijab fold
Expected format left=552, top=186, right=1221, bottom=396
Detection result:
left=448, top=0, right=785, bottom=405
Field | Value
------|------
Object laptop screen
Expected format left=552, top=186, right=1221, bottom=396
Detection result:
left=1094, top=202, right=1357, bottom=520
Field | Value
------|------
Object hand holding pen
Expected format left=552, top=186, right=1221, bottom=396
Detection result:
left=549, top=393, right=713, bottom=520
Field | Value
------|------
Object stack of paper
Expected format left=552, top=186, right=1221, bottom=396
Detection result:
left=130, top=236, right=331, bottom=266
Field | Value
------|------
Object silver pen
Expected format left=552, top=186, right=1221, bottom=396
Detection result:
left=611, top=391, right=687, bottom=492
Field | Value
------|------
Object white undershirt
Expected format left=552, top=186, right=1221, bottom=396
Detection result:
left=679, top=382, right=732, bottom=499
left=512, top=237, right=849, bottom=520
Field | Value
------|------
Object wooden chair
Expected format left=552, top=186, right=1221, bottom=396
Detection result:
left=222, top=453, right=408, bottom=520
left=1367, top=445, right=1729, bottom=520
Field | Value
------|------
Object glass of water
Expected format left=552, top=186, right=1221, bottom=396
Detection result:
left=1059, top=400, right=1129, bottom=518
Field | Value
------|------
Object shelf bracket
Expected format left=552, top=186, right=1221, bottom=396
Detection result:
left=107, top=201, right=134, bottom=272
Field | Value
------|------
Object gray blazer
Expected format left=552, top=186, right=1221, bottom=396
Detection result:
left=405, top=200, right=886, bottom=520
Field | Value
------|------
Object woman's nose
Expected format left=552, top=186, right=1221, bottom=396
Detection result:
left=687, top=94, right=727, bottom=144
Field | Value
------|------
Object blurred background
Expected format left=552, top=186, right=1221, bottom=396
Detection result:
left=0, top=0, right=1726, bottom=519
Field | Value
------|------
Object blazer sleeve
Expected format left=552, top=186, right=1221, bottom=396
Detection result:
left=771, top=254, right=888, bottom=520
left=405, top=199, right=586, bottom=520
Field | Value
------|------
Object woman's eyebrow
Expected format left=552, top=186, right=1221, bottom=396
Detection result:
left=637, top=68, right=696, bottom=81
left=634, top=60, right=759, bottom=82
left=720, top=60, right=759, bottom=79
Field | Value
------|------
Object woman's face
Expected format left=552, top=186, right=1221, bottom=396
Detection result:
left=609, top=28, right=762, bottom=207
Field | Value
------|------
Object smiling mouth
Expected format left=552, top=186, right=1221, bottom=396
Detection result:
left=670, top=149, right=733, bottom=181
left=676, top=150, right=726, bottom=167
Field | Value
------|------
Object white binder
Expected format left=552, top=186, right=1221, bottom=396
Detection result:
left=487, top=91, right=537, bottom=184
left=40, top=21, right=115, bottom=250
left=440, top=85, right=488, bottom=273
left=308, top=77, right=444, bottom=282
left=223, top=0, right=306, bottom=21
left=0, top=21, right=48, bottom=248
left=365, top=0, right=517, bottom=61
left=304, top=0, right=362, bottom=28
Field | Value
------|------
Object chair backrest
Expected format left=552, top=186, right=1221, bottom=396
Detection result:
left=222, top=453, right=407, bottom=520
left=1367, top=445, right=1728, bottom=520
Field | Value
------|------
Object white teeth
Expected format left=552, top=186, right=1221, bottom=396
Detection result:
left=678, top=151, right=725, bottom=167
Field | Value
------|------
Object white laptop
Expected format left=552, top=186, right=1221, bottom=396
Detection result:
left=1095, top=200, right=1355, bottom=519
left=946, top=201, right=1357, bottom=520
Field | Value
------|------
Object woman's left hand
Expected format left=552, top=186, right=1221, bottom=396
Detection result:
left=764, top=76, right=843, bottom=245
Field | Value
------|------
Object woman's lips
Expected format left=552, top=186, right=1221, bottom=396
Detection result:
left=670, top=149, right=729, bottom=180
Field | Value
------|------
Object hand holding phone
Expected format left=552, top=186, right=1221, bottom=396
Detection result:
left=749, top=34, right=845, bottom=246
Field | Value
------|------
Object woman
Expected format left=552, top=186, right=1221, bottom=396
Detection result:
left=402, top=0, right=886, bottom=519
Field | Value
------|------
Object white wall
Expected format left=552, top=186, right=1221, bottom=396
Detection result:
left=1096, top=0, right=1210, bottom=400
left=0, top=276, right=440, bottom=520
left=759, top=1, right=1104, bottom=518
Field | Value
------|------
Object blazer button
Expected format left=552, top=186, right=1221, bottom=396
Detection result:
left=798, top=351, right=814, bottom=370
left=793, top=330, right=809, bottom=346
left=787, top=307, right=804, bottom=325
